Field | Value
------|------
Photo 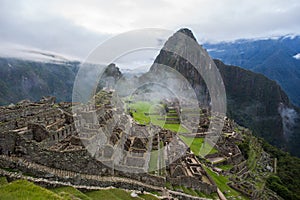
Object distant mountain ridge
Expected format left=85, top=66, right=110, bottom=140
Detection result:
left=0, top=30, right=299, bottom=157
left=0, top=56, right=124, bottom=106
left=203, top=35, right=300, bottom=107
left=0, top=57, right=79, bottom=105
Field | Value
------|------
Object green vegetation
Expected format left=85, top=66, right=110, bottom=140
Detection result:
left=170, top=184, right=218, bottom=199
left=51, top=186, right=91, bottom=200
left=165, top=182, right=173, bottom=190
left=127, top=101, right=188, bottom=133
left=217, top=164, right=233, bottom=171
left=237, top=134, right=300, bottom=200
left=85, top=188, right=135, bottom=200
left=204, top=167, right=247, bottom=200
left=179, top=135, right=218, bottom=156
left=238, top=139, right=250, bottom=159
left=262, top=139, right=300, bottom=200
left=0, top=180, right=63, bottom=200
left=0, top=176, right=8, bottom=186
left=149, top=191, right=160, bottom=196
left=182, top=186, right=199, bottom=196
left=237, top=135, right=263, bottom=171
left=0, top=179, right=159, bottom=200
left=266, top=175, right=299, bottom=200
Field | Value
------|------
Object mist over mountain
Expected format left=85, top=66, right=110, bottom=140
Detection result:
left=0, top=57, right=79, bottom=105
left=204, top=36, right=300, bottom=107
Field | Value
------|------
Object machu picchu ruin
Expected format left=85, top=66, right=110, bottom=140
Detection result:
left=0, top=88, right=281, bottom=200
left=1, top=27, right=297, bottom=200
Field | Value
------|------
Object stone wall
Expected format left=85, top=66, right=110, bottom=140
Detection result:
left=0, top=131, right=18, bottom=155
left=167, top=176, right=217, bottom=194
left=118, top=171, right=166, bottom=187
left=46, top=123, right=77, bottom=146
left=0, top=155, right=163, bottom=193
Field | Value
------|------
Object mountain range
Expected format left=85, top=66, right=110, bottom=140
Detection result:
left=0, top=57, right=79, bottom=105
left=204, top=35, right=300, bottom=107
left=0, top=30, right=299, bottom=157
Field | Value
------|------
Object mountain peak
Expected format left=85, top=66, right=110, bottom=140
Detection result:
left=177, top=28, right=197, bottom=42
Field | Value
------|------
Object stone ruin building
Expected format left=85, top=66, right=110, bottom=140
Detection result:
left=0, top=91, right=218, bottom=196
left=0, top=90, right=276, bottom=199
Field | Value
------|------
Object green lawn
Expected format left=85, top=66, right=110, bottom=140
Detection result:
left=0, top=176, right=8, bottom=186
left=0, top=180, right=63, bottom=200
left=128, top=101, right=188, bottom=133
left=51, top=186, right=91, bottom=200
left=0, top=179, right=159, bottom=200
left=179, top=135, right=218, bottom=156
left=163, top=124, right=188, bottom=133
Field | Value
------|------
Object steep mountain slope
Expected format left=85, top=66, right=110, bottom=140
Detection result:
left=0, top=57, right=79, bottom=105
left=214, top=59, right=290, bottom=146
left=204, top=36, right=300, bottom=106
left=0, top=57, right=122, bottom=106
left=151, top=28, right=299, bottom=154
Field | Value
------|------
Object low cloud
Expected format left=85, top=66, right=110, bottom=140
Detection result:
left=1, top=0, right=300, bottom=58
left=293, top=53, right=300, bottom=60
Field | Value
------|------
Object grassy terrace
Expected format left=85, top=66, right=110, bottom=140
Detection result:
left=247, top=137, right=262, bottom=172
left=179, top=135, right=218, bottom=156
left=217, top=164, right=233, bottom=171
left=51, top=186, right=91, bottom=200
left=127, top=101, right=220, bottom=158
left=0, top=179, right=63, bottom=200
left=0, top=177, right=159, bottom=200
left=203, top=167, right=248, bottom=200
left=127, top=101, right=188, bottom=133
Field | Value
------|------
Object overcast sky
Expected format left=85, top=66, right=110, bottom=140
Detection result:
left=1, top=0, right=300, bottom=60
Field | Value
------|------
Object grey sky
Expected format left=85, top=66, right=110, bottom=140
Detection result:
left=0, top=0, right=300, bottom=59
